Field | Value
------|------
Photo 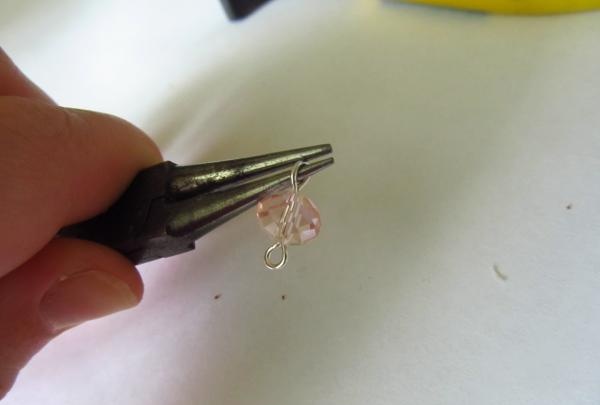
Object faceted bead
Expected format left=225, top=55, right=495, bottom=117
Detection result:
left=257, top=192, right=321, bottom=245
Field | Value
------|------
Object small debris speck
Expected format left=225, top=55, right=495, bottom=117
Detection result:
left=493, top=264, right=508, bottom=281
left=214, top=294, right=221, bottom=300
left=281, top=294, right=286, bottom=301
left=566, top=203, right=573, bottom=210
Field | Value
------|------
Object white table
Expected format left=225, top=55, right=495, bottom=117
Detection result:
left=3, top=1, right=600, bottom=404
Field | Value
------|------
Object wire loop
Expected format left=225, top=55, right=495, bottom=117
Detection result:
left=264, top=241, right=288, bottom=270
left=263, top=161, right=307, bottom=270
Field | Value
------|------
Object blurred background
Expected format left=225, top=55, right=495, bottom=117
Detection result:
left=2, top=1, right=600, bottom=404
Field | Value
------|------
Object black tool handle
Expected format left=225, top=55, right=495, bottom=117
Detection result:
left=58, top=162, right=181, bottom=264
left=221, top=0, right=273, bottom=19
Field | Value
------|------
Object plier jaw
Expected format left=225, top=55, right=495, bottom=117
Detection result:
left=61, top=145, right=334, bottom=265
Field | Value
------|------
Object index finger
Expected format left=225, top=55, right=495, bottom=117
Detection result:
left=0, top=97, right=162, bottom=277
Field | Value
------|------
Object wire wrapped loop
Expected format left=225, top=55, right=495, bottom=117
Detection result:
left=264, top=242, right=288, bottom=270
left=262, top=161, right=307, bottom=270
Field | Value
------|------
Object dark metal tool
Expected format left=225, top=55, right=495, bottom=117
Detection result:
left=60, top=144, right=333, bottom=265
left=220, top=0, right=274, bottom=20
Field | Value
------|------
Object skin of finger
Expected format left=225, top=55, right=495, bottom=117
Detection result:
left=0, top=48, right=54, bottom=104
left=0, top=97, right=162, bottom=277
left=0, top=238, right=143, bottom=399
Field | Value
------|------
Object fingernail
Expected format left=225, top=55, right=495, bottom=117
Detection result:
left=39, top=270, right=139, bottom=331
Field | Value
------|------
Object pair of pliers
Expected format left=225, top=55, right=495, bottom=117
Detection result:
left=60, top=144, right=334, bottom=265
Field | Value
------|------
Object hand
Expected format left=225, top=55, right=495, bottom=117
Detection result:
left=0, top=48, right=162, bottom=399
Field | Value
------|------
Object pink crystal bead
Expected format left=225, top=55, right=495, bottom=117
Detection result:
left=257, top=192, right=321, bottom=245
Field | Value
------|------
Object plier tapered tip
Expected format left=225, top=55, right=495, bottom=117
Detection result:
left=60, top=144, right=334, bottom=264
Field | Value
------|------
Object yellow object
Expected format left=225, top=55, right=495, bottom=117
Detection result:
left=405, top=0, right=600, bottom=14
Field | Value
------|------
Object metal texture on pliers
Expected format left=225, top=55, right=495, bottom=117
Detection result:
left=60, top=144, right=333, bottom=264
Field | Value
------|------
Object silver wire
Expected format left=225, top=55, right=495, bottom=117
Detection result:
left=264, top=242, right=288, bottom=270
left=264, top=161, right=307, bottom=270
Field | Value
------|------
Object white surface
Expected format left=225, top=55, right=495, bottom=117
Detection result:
left=3, top=1, right=600, bottom=404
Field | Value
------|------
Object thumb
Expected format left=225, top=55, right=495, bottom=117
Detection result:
left=0, top=238, right=143, bottom=399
